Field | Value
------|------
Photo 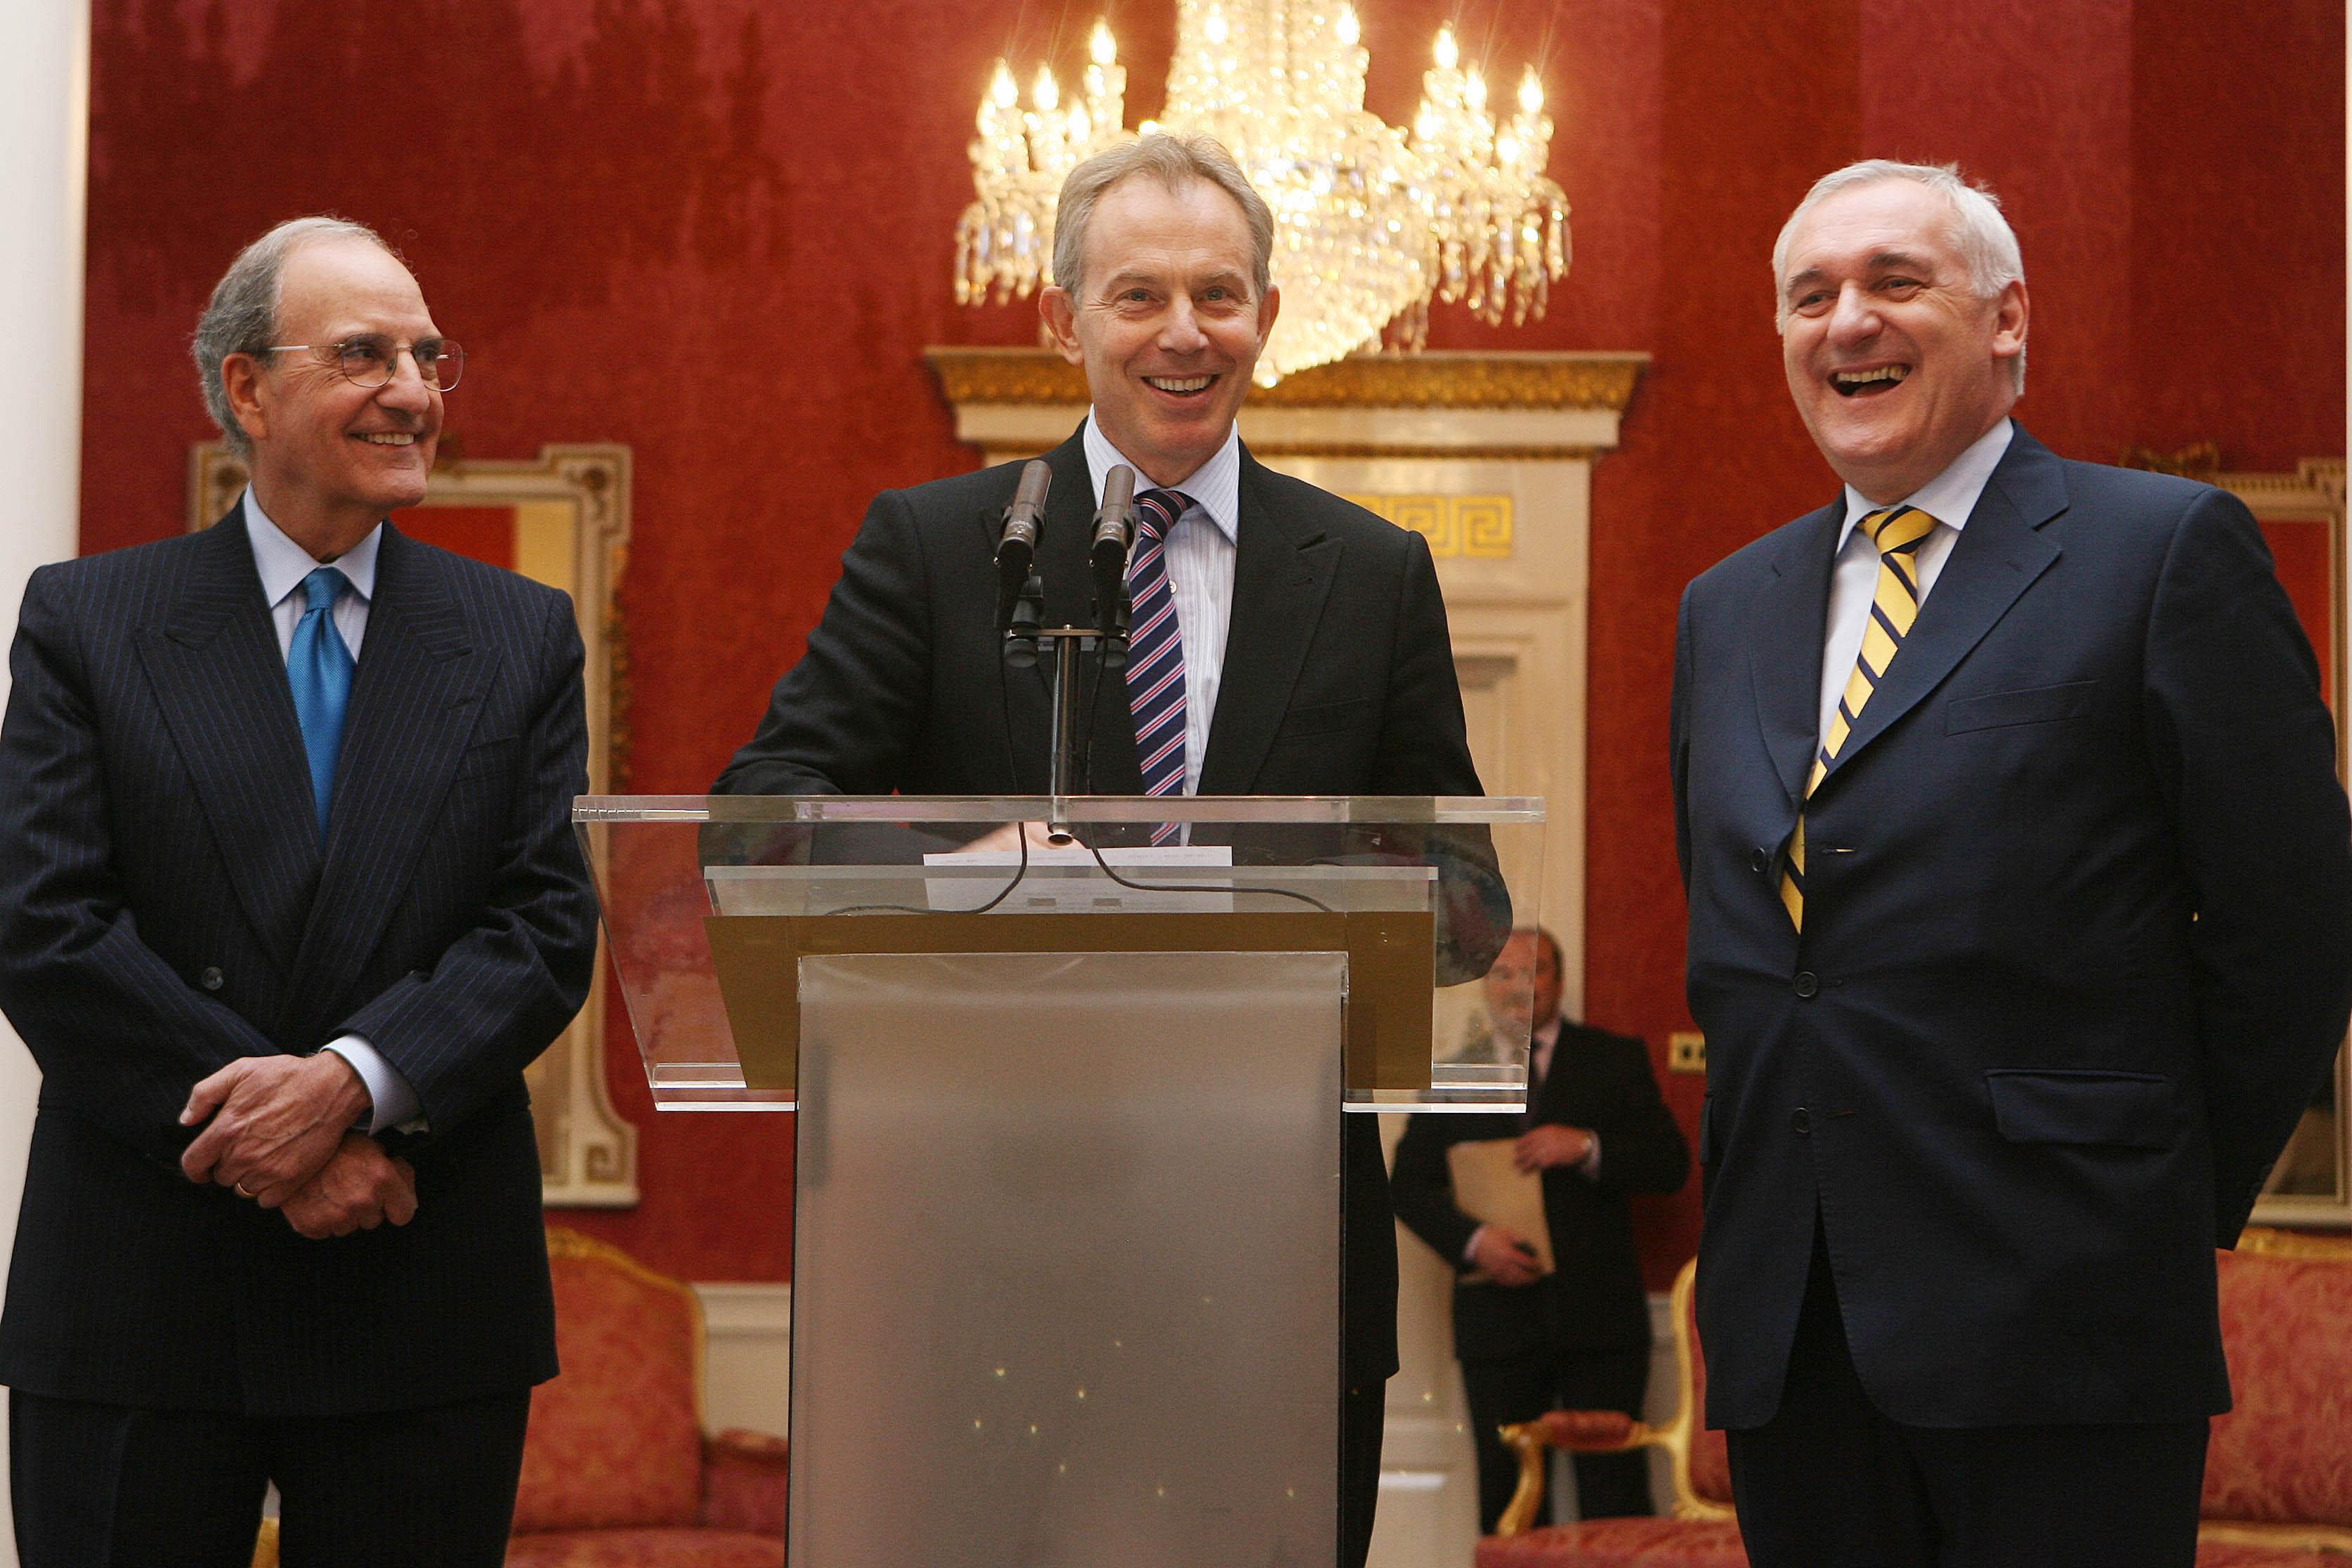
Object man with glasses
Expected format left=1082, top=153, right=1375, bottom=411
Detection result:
left=0, top=216, right=596, bottom=1565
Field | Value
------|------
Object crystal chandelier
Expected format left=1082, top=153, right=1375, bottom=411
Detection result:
left=954, top=2, right=1572, bottom=384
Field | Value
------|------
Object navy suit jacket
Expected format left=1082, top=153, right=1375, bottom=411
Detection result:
left=1672, top=426, right=2352, bottom=1430
left=715, top=426, right=1492, bottom=1385
left=0, top=507, right=599, bottom=1417
left=1391, top=1019, right=1689, bottom=1361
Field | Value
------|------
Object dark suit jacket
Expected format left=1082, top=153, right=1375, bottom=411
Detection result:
left=0, top=507, right=599, bottom=1418
left=715, top=426, right=1488, bottom=1383
left=1671, top=426, right=2352, bottom=1430
left=1392, top=1020, right=1688, bottom=1361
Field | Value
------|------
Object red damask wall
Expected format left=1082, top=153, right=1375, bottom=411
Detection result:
left=80, top=0, right=2343, bottom=1288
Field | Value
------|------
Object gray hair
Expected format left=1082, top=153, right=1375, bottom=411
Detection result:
left=191, top=216, right=396, bottom=455
left=1051, top=133, right=1274, bottom=303
left=1772, top=159, right=2027, bottom=391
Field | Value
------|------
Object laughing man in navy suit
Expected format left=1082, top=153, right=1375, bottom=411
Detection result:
left=0, top=218, right=596, bottom=1566
left=1671, top=161, right=2352, bottom=1567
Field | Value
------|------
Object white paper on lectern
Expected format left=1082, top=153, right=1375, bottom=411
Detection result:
left=920, top=845, right=1236, bottom=913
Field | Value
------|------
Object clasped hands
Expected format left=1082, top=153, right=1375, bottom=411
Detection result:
left=1468, top=1125, right=1597, bottom=1289
left=179, top=1053, right=416, bottom=1240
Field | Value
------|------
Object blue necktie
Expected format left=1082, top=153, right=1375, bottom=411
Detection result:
left=288, top=566, right=355, bottom=832
left=1127, top=488, right=1191, bottom=845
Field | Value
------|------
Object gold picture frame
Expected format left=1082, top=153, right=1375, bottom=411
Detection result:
left=190, top=441, right=639, bottom=1206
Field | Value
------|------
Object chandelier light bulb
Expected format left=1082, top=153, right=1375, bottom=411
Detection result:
left=955, top=0, right=1573, bottom=376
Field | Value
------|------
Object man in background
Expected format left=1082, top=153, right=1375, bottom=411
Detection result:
left=1393, top=927, right=1687, bottom=1531
left=1671, top=159, right=2352, bottom=1565
left=0, top=217, right=596, bottom=1566
left=717, top=132, right=1487, bottom=1565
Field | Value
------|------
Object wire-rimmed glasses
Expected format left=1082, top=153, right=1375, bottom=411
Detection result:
left=262, top=335, right=465, bottom=391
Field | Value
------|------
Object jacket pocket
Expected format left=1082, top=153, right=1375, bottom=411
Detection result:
left=1944, top=680, right=2098, bottom=736
left=1986, top=1069, right=2176, bottom=1149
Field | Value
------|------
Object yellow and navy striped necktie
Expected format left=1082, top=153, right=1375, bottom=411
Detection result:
left=1780, top=504, right=1939, bottom=929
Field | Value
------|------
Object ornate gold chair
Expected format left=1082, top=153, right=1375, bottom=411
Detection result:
left=253, top=1227, right=788, bottom=1568
left=1478, top=1232, right=2352, bottom=1567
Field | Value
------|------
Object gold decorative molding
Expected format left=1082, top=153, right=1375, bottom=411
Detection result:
left=925, top=346, right=1645, bottom=413
left=2235, top=1225, right=2352, bottom=1260
left=190, top=441, right=640, bottom=1208
left=1342, top=494, right=1514, bottom=558
left=2221, top=457, right=2346, bottom=519
left=2119, top=441, right=2223, bottom=482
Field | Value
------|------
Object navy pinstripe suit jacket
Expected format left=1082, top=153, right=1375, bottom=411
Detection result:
left=0, top=504, right=598, bottom=1417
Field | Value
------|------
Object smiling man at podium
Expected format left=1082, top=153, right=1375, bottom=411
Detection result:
left=717, top=131, right=1486, bottom=1565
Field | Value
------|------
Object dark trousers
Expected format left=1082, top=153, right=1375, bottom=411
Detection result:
left=1341, top=1380, right=1383, bottom=1568
left=10, top=1387, right=532, bottom=1568
left=1724, top=1233, right=2208, bottom=1568
left=1461, top=1342, right=1652, bottom=1532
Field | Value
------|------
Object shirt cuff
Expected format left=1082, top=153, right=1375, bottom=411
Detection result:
left=1579, top=1131, right=1602, bottom=1181
left=320, top=1036, right=422, bottom=1134
left=1462, top=1223, right=1489, bottom=1267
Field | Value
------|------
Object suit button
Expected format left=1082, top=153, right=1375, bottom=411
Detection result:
left=1792, top=971, right=1819, bottom=998
left=198, top=967, right=225, bottom=992
left=1749, top=847, right=1771, bottom=874
left=1791, top=1108, right=1811, bottom=1135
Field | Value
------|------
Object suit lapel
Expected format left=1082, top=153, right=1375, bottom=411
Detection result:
left=135, top=504, right=320, bottom=981
left=1197, top=447, right=1340, bottom=794
left=1817, top=429, right=2067, bottom=785
left=1748, top=500, right=1843, bottom=806
left=277, top=524, right=496, bottom=1042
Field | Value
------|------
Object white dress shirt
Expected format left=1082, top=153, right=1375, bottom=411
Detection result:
left=242, top=490, right=420, bottom=1133
left=1815, top=419, right=2013, bottom=744
left=1082, top=414, right=1241, bottom=795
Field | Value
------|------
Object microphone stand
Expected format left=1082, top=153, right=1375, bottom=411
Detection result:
left=999, top=463, right=1138, bottom=843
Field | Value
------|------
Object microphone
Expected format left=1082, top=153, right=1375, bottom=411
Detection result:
left=1090, top=464, right=1137, bottom=653
left=995, top=459, right=1052, bottom=601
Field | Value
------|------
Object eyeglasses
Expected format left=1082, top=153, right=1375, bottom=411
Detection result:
left=261, top=336, right=466, bottom=391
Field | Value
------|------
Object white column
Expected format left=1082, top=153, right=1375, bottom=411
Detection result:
left=0, top=1, right=89, bottom=1560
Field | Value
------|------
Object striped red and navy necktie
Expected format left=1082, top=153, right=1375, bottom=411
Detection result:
left=1128, top=488, right=1192, bottom=845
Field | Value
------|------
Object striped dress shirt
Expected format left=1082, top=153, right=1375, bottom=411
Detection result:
left=1081, top=414, right=1241, bottom=796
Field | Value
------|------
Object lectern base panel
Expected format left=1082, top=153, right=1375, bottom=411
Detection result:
left=790, top=950, right=1343, bottom=1567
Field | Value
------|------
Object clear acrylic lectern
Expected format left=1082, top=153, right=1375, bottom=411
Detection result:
left=575, top=795, right=1544, bottom=1568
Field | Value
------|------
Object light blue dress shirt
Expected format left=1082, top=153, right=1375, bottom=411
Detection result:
left=243, top=489, right=421, bottom=1133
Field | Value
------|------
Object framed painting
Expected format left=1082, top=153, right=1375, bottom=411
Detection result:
left=190, top=442, right=638, bottom=1206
